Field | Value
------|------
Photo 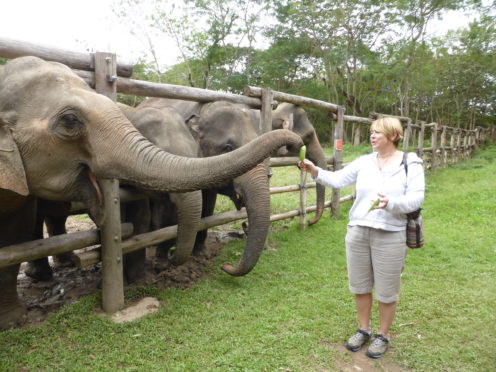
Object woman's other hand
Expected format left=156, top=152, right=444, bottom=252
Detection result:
left=376, top=193, right=389, bottom=209
left=298, top=159, right=319, bottom=178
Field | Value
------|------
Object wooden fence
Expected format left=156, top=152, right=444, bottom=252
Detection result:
left=0, top=37, right=494, bottom=313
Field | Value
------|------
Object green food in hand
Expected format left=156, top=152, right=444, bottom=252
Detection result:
left=368, top=199, right=380, bottom=212
left=299, top=145, right=307, bottom=161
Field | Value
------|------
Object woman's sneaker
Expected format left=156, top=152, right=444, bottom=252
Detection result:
left=365, top=334, right=389, bottom=359
left=345, top=329, right=371, bottom=352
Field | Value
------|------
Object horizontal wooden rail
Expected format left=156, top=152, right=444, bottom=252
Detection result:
left=270, top=194, right=353, bottom=222
left=73, top=69, right=272, bottom=108
left=370, top=112, right=410, bottom=122
left=244, top=86, right=338, bottom=113
left=118, top=78, right=270, bottom=108
left=0, top=37, right=133, bottom=77
left=270, top=183, right=316, bottom=194
left=0, top=223, right=133, bottom=269
left=269, top=156, right=334, bottom=167
left=75, top=194, right=354, bottom=268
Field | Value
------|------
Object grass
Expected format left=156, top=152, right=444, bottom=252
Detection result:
left=0, top=145, right=495, bottom=371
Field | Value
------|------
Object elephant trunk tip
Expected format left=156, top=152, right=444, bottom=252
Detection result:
left=308, top=210, right=324, bottom=226
left=220, top=262, right=251, bottom=277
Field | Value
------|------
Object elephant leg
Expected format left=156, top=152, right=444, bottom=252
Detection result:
left=0, top=264, right=26, bottom=330
left=122, top=199, right=151, bottom=284
left=24, top=211, right=53, bottom=281
left=151, top=195, right=177, bottom=260
left=194, top=189, right=217, bottom=255
left=169, top=191, right=202, bottom=265
left=0, top=196, right=36, bottom=330
left=46, top=215, right=76, bottom=268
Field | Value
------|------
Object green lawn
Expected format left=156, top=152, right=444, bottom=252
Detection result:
left=0, top=145, right=494, bottom=371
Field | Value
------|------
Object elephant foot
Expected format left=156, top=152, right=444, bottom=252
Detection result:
left=0, top=298, right=27, bottom=331
left=193, top=242, right=207, bottom=256
left=24, top=258, right=53, bottom=281
left=53, top=252, right=77, bottom=268
left=124, top=250, right=146, bottom=284
left=155, top=240, right=175, bottom=259
left=155, top=247, right=170, bottom=260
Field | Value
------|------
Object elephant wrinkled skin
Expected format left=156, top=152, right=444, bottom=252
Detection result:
left=0, top=57, right=302, bottom=330
left=139, top=98, right=271, bottom=277
left=124, top=104, right=203, bottom=266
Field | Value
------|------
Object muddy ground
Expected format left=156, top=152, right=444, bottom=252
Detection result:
left=17, top=216, right=240, bottom=328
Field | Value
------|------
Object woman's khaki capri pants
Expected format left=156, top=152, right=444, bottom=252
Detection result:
left=345, top=225, right=407, bottom=303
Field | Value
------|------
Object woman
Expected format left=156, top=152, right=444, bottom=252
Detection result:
left=299, top=117, right=424, bottom=359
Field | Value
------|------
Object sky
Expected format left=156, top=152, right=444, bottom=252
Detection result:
left=0, top=0, right=181, bottom=66
left=0, top=0, right=483, bottom=70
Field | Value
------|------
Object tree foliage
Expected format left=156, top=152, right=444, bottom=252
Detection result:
left=112, top=0, right=495, bottom=130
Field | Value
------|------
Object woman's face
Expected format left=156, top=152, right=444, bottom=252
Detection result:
left=370, top=130, right=393, bottom=152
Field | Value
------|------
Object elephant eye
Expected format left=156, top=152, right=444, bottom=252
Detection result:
left=223, top=143, right=233, bottom=152
left=61, top=114, right=83, bottom=127
left=52, top=112, right=86, bottom=139
left=303, top=132, right=313, bottom=145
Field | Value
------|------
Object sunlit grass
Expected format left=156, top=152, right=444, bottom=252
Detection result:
left=0, top=145, right=494, bottom=371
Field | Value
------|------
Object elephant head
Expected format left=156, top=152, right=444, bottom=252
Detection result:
left=185, top=100, right=271, bottom=276
left=0, top=57, right=302, bottom=220
left=272, top=103, right=327, bottom=225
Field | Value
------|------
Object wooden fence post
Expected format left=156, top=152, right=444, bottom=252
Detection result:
left=431, top=123, right=438, bottom=170
left=462, top=130, right=468, bottom=159
left=449, top=129, right=456, bottom=164
left=94, top=52, right=124, bottom=313
left=456, top=128, right=462, bottom=162
left=418, top=121, right=425, bottom=159
left=260, top=88, right=273, bottom=134
left=331, top=106, right=344, bottom=217
left=402, top=119, right=412, bottom=153
left=260, top=88, right=275, bottom=238
left=440, top=126, right=447, bottom=167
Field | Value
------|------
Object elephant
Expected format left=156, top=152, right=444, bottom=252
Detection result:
left=0, top=56, right=303, bottom=330
left=122, top=104, right=203, bottom=266
left=272, top=103, right=328, bottom=225
left=139, top=98, right=271, bottom=277
left=24, top=104, right=202, bottom=283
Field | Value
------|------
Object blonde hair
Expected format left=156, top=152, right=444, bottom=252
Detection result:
left=371, top=117, right=403, bottom=148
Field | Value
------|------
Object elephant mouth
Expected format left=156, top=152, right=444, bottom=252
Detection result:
left=216, top=181, right=245, bottom=210
left=68, top=165, right=105, bottom=225
left=87, top=168, right=103, bottom=207
left=230, top=192, right=244, bottom=211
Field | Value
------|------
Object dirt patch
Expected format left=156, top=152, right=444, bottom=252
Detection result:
left=108, top=297, right=160, bottom=323
left=17, top=216, right=235, bottom=329
left=319, top=341, right=408, bottom=372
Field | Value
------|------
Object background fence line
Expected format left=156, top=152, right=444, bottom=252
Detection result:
left=1, top=38, right=494, bottom=312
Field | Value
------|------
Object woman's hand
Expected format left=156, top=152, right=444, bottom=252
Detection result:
left=298, top=159, right=319, bottom=178
left=375, top=193, right=389, bottom=209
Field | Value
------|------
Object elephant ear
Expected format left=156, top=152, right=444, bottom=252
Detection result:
left=284, top=113, right=294, bottom=131
left=273, top=115, right=294, bottom=132
left=0, top=123, right=29, bottom=195
left=185, top=114, right=201, bottom=143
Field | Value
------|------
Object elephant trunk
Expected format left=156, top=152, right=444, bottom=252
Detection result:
left=306, top=135, right=327, bottom=226
left=169, top=191, right=202, bottom=265
left=221, top=163, right=270, bottom=276
left=94, top=113, right=302, bottom=194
